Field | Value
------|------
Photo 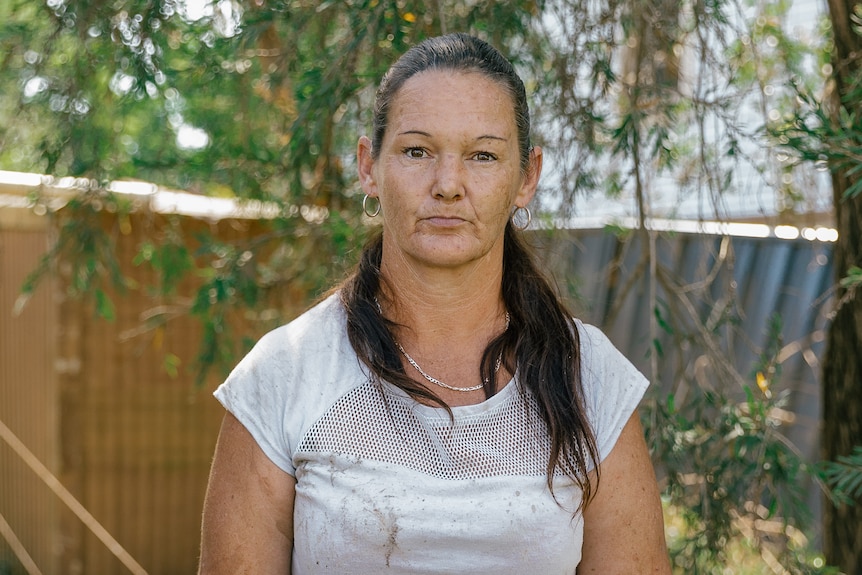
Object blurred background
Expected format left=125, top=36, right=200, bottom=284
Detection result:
left=1, top=1, right=861, bottom=573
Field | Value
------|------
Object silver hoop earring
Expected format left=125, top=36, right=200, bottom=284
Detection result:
left=362, top=194, right=380, bottom=218
left=511, top=206, right=531, bottom=231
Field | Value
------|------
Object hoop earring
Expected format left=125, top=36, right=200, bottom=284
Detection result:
left=363, top=194, right=380, bottom=218
left=511, top=206, right=531, bottom=231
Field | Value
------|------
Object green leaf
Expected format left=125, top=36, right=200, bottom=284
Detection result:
left=94, top=289, right=116, bottom=321
left=821, top=446, right=862, bottom=504
left=839, top=265, right=862, bottom=289
left=163, top=353, right=181, bottom=379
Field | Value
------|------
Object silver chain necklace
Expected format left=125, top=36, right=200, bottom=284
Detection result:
left=375, top=298, right=509, bottom=393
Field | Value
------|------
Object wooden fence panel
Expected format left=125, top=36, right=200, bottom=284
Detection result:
left=0, top=225, right=59, bottom=575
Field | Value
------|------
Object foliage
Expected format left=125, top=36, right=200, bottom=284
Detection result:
left=770, top=3, right=862, bottom=200
left=528, top=0, right=830, bottom=222
left=771, top=79, right=862, bottom=200
left=541, top=1, right=840, bottom=568
left=1, top=0, right=541, bottom=378
left=0, top=0, right=847, bottom=572
left=819, top=446, right=862, bottom=505
left=655, top=384, right=830, bottom=573
left=838, top=265, right=862, bottom=289
left=15, top=186, right=132, bottom=321
left=827, top=447, right=862, bottom=500
left=631, top=244, right=836, bottom=573
left=771, top=1, right=862, bottom=570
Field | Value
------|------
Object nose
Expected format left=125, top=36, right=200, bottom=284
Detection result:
left=432, top=154, right=465, bottom=201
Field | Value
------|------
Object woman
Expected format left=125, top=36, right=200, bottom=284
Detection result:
left=199, top=33, right=670, bottom=574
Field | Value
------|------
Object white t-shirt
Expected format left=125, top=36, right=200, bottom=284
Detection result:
left=214, top=293, right=649, bottom=575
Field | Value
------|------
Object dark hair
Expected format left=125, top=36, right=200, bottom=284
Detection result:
left=342, top=33, right=599, bottom=509
left=371, top=33, right=532, bottom=173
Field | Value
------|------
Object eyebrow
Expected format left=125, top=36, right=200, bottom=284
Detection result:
left=397, top=130, right=508, bottom=142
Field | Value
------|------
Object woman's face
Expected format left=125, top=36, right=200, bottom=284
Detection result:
left=358, top=69, right=540, bottom=272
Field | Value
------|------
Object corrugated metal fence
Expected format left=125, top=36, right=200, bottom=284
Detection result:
left=540, top=228, right=832, bottom=528
left=559, top=229, right=828, bottom=449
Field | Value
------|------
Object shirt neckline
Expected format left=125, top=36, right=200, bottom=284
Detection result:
left=382, top=375, right=519, bottom=420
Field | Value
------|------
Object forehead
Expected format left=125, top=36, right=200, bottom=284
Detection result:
left=386, top=69, right=517, bottom=135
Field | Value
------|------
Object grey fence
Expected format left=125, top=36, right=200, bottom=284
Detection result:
left=543, top=228, right=834, bottom=533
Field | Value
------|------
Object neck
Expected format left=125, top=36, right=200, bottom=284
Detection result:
left=377, top=245, right=507, bottom=344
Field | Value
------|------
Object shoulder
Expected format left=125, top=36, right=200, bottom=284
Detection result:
left=253, top=292, right=348, bottom=357
left=212, top=292, right=368, bottom=474
left=572, top=320, right=650, bottom=463
left=225, top=291, right=364, bottom=391
left=574, top=320, right=642, bottom=385
left=574, top=320, right=613, bottom=354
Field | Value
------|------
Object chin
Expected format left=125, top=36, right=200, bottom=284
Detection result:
left=414, top=249, right=493, bottom=270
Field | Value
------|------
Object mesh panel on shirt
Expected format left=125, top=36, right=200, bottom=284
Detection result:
left=296, top=381, right=554, bottom=480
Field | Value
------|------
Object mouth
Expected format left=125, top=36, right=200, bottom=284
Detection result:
left=423, top=216, right=466, bottom=228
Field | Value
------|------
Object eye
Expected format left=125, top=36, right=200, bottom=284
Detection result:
left=473, top=151, right=497, bottom=162
left=403, top=147, right=427, bottom=159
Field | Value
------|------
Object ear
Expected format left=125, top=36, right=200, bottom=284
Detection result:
left=357, top=136, right=378, bottom=197
left=514, top=145, right=542, bottom=208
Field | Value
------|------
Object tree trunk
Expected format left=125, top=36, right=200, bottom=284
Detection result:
left=823, top=1, right=862, bottom=572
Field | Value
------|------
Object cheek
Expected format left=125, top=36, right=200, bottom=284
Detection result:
left=485, top=176, right=522, bottom=217
left=378, top=183, right=415, bottom=226
left=378, top=160, right=419, bottom=196
left=493, top=202, right=514, bottom=228
left=381, top=167, right=431, bottom=208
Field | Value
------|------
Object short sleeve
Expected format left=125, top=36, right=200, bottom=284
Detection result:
left=214, top=328, right=296, bottom=475
left=577, top=322, right=650, bottom=464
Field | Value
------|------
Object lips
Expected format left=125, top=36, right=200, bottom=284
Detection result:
left=422, top=215, right=466, bottom=227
